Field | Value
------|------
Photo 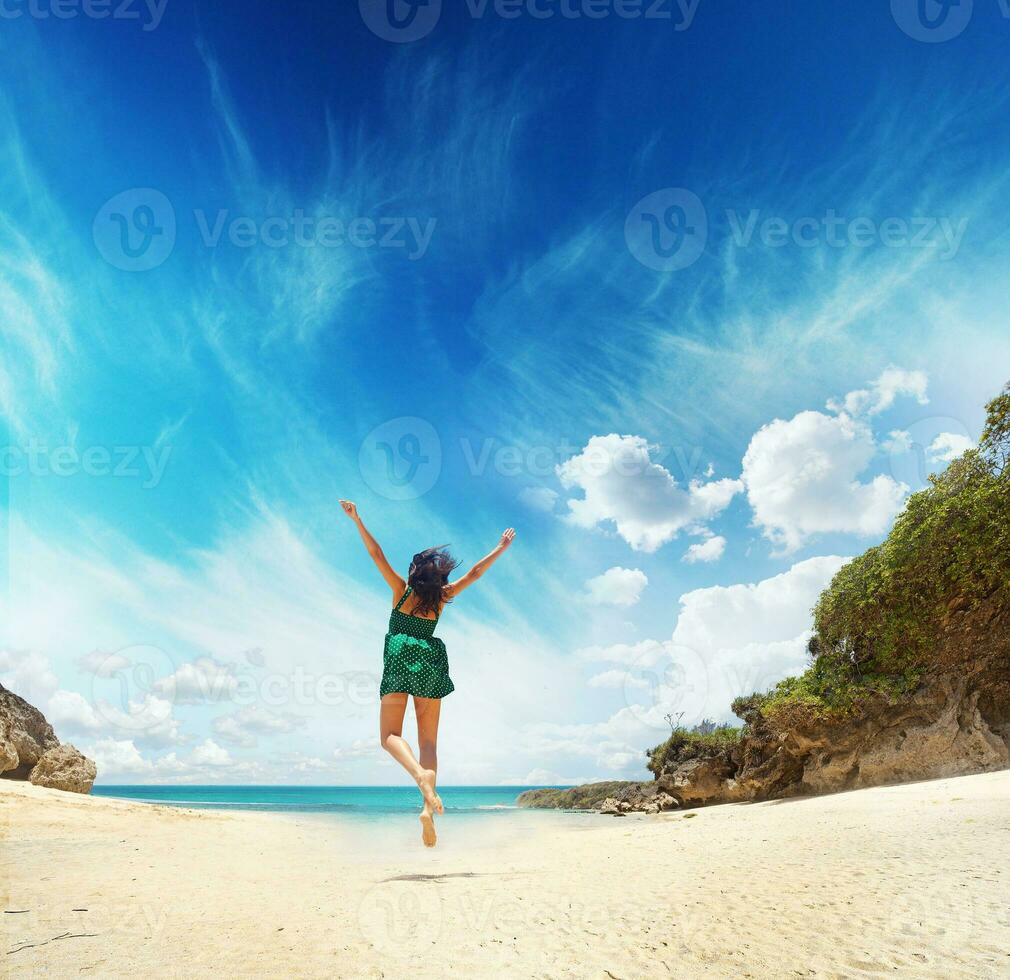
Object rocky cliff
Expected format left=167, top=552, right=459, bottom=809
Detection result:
left=0, top=684, right=97, bottom=794
left=521, top=383, right=1010, bottom=815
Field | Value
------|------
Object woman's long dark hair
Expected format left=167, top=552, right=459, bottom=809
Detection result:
left=407, top=546, right=460, bottom=617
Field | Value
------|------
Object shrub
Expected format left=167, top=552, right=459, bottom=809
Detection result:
left=647, top=724, right=743, bottom=776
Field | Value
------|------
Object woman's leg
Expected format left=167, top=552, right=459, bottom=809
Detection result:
left=379, top=694, right=440, bottom=812
left=414, top=696, right=441, bottom=774
left=414, top=696, right=443, bottom=847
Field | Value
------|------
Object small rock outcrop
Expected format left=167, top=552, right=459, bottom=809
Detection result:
left=29, top=744, right=98, bottom=794
left=516, top=781, right=643, bottom=810
left=517, top=780, right=679, bottom=815
left=0, top=684, right=97, bottom=793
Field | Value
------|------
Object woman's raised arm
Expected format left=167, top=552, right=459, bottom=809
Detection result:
left=340, top=500, right=405, bottom=597
left=447, top=528, right=515, bottom=598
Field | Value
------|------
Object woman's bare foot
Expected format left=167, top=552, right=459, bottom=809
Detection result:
left=419, top=806, right=437, bottom=848
left=416, top=769, right=444, bottom=814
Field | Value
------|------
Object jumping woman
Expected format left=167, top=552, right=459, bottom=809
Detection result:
left=340, top=500, right=515, bottom=847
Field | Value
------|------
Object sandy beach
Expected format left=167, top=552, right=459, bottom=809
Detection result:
left=3, top=771, right=1009, bottom=979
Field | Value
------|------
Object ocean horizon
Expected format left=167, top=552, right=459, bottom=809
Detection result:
left=91, top=784, right=574, bottom=819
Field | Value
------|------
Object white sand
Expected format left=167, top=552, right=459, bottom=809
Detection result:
left=3, top=770, right=1009, bottom=978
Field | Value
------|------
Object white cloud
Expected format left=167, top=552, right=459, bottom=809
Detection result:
left=584, top=567, right=648, bottom=607
left=47, top=690, right=101, bottom=732
left=547, top=557, right=849, bottom=775
left=683, top=535, right=726, bottom=564
left=333, top=738, right=380, bottom=761
left=87, top=738, right=153, bottom=775
left=85, top=738, right=233, bottom=779
left=75, top=649, right=132, bottom=677
left=0, top=650, right=60, bottom=707
left=574, top=639, right=668, bottom=668
left=48, top=690, right=184, bottom=748
left=518, top=486, right=558, bottom=513
left=153, top=657, right=240, bottom=704
left=557, top=434, right=742, bottom=552
left=882, top=429, right=912, bottom=455
left=587, top=669, right=648, bottom=690
left=190, top=738, right=233, bottom=767
left=521, top=768, right=590, bottom=786
left=670, top=556, right=848, bottom=654
left=293, top=756, right=333, bottom=773
left=829, top=367, right=929, bottom=417
left=928, top=432, right=975, bottom=463
left=212, top=706, right=304, bottom=747
left=742, top=410, right=907, bottom=552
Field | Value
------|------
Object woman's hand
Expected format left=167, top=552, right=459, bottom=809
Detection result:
left=499, top=527, right=516, bottom=550
left=339, top=499, right=359, bottom=521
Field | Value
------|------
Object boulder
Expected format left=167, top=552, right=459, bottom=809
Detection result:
left=1, top=684, right=97, bottom=793
left=30, top=744, right=97, bottom=794
left=0, top=684, right=59, bottom=775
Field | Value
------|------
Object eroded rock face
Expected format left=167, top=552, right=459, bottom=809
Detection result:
left=29, top=744, right=98, bottom=794
left=0, top=723, right=18, bottom=773
left=0, top=684, right=59, bottom=775
left=657, top=755, right=749, bottom=809
left=1, top=684, right=97, bottom=793
left=793, top=676, right=1009, bottom=795
left=655, top=674, right=1010, bottom=810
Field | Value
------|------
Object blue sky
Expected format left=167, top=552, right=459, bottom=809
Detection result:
left=2, top=0, right=1009, bottom=785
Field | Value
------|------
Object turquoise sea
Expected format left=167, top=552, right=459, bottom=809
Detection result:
left=92, top=785, right=596, bottom=857
left=92, top=784, right=562, bottom=819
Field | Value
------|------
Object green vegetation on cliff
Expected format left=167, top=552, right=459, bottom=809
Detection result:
left=741, top=382, right=1010, bottom=728
left=646, top=724, right=743, bottom=777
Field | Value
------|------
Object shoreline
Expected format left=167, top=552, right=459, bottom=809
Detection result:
left=4, top=771, right=1010, bottom=977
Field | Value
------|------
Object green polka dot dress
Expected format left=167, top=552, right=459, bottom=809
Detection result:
left=380, top=587, right=455, bottom=699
